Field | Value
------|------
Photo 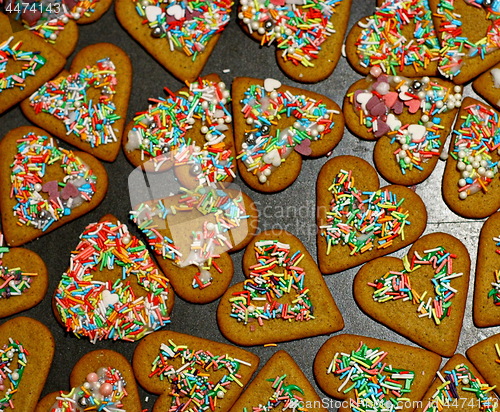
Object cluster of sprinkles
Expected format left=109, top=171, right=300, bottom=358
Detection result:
left=0, top=234, right=37, bottom=300
left=238, top=0, right=341, bottom=68
left=488, top=235, right=500, bottom=306
left=126, top=78, right=234, bottom=185
left=327, top=342, right=415, bottom=412
left=9, top=0, right=100, bottom=43
left=0, top=339, right=28, bottom=412
left=29, top=58, right=120, bottom=148
left=134, top=0, right=233, bottom=58
left=229, top=240, right=312, bottom=328
left=436, top=0, right=500, bottom=78
left=238, top=82, right=336, bottom=184
left=369, top=246, right=463, bottom=325
left=355, top=0, right=440, bottom=73
left=149, top=340, right=252, bottom=411
left=245, top=376, right=306, bottom=412
left=51, top=367, right=127, bottom=412
left=10, top=132, right=97, bottom=231
left=349, top=66, right=462, bottom=174
left=319, top=169, right=410, bottom=256
left=423, top=364, right=497, bottom=412
left=130, top=187, right=249, bottom=290
left=451, top=102, right=499, bottom=200
left=0, top=36, right=46, bottom=91
left=54, top=220, right=171, bottom=343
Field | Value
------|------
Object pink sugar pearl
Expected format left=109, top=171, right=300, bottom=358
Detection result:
left=100, top=382, right=113, bottom=397
left=86, top=372, right=98, bottom=383
left=370, top=66, right=382, bottom=78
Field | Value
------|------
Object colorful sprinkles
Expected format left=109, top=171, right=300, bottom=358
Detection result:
left=229, top=240, right=313, bottom=328
left=488, top=235, right=500, bottom=306
left=328, top=342, right=415, bottom=412
left=29, top=58, right=120, bottom=148
left=134, top=0, right=232, bottom=59
left=451, top=102, right=500, bottom=200
left=349, top=67, right=462, bottom=174
left=54, top=220, right=171, bottom=343
left=130, top=187, right=249, bottom=290
left=50, top=367, right=127, bottom=412
left=436, top=0, right=500, bottom=78
left=126, top=78, right=234, bottom=185
left=238, top=83, right=336, bottom=184
left=243, top=375, right=306, bottom=412
left=0, top=233, right=37, bottom=300
left=9, top=132, right=97, bottom=231
left=149, top=340, right=252, bottom=411
left=0, top=339, right=28, bottom=412
left=319, top=169, right=410, bottom=256
left=355, top=0, right=440, bottom=73
left=369, top=246, right=463, bottom=325
left=0, top=36, right=46, bottom=92
left=238, top=0, right=342, bottom=68
left=423, top=363, right=497, bottom=412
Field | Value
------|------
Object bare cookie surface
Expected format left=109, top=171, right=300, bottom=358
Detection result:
left=466, top=334, right=500, bottom=398
left=473, top=62, right=500, bottom=110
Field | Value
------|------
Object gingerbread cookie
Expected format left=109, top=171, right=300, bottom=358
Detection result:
left=316, top=155, right=427, bottom=274
left=237, top=0, right=352, bottom=83
left=429, top=0, right=500, bottom=84
left=0, top=233, right=48, bottom=317
left=217, top=230, right=343, bottom=346
left=466, top=334, right=500, bottom=397
left=132, top=330, right=259, bottom=412
left=0, top=316, right=54, bottom=411
left=229, top=350, right=327, bottom=412
left=345, top=0, right=441, bottom=77
left=354, top=232, right=470, bottom=357
left=314, top=334, right=441, bottom=411
left=344, top=67, right=461, bottom=185
left=414, top=354, right=499, bottom=412
left=473, top=211, right=500, bottom=327
left=442, top=97, right=500, bottom=218
left=130, top=187, right=258, bottom=304
left=0, top=13, right=65, bottom=115
left=115, top=0, right=231, bottom=82
left=53, top=214, right=174, bottom=343
left=232, top=77, right=344, bottom=192
left=35, top=349, right=141, bottom=412
left=0, top=126, right=108, bottom=247
left=21, top=43, right=132, bottom=162
left=472, top=62, right=500, bottom=110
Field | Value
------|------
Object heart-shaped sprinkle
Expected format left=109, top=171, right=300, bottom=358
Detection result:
left=373, top=119, right=390, bottom=138
left=60, top=182, right=80, bottom=200
left=0, top=339, right=28, bottom=409
left=386, top=113, right=401, bottom=131
left=369, top=101, right=387, bottom=117
left=294, top=138, right=312, bottom=156
left=41, top=180, right=60, bottom=201
left=382, top=91, right=399, bottom=108
left=398, top=85, right=412, bottom=101
left=408, top=124, right=427, bottom=143
left=145, top=5, right=162, bottom=22
left=356, top=92, right=373, bottom=112
left=101, top=290, right=120, bottom=307
left=166, top=4, right=184, bottom=20
left=405, top=98, right=422, bottom=114
left=264, top=78, right=282, bottom=92
left=366, top=95, right=382, bottom=112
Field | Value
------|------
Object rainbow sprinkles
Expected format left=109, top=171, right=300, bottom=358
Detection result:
left=488, top=235, right=500, bottom=306
left=0, top=339, right=28, bottom=411
left=247, top=375, right=306, bottom=412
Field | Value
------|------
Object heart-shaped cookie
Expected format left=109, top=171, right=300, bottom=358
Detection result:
left=314, top=334, right=441, bottom=412
left=237, top=0, right=352, bottom=83
left=317, top=155, right=427, bottom=274
left=0, top=14, right=66, bottom=115
left=229, top=350, right=327, bottom=412
left=415, top=354, right=499, bottom=412
left=115, top=0, right=231, bottom=82
left=21, top=43, right=132, bottom=162
left=344, top=69, right=461, bottom=185
left=0, top=233, right=48, bottom=317
left=429, top=0, right=500, bottom=84
left=345, top=0, right=441, bottom=77
left=473, top=62, right=500, bottom=111
left=442, top=97, right=500, bottom=218
left=130, top=188, right=258, bottom=303
left=217, top=230, right=344, bottom=346
left=0, top=317, right=54, bottom=411
left=473, top=211, right=500, bottom=327
left=466, top=333, right=500, bottom=397
left=354, top=232, right=470, bottom=357
left=123, top=73, right=235, bottom=189
left=0, top=126, right=108, bottom=247
left=133, top=330, right=259, bottom=412
left=53, top=214, right=175, bottom=343
left=232, top=77, right=344, bottom=192
left=35, top=349, right=141, bottom=412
